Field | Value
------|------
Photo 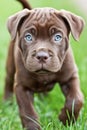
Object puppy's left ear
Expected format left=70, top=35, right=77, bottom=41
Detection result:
left=58, top=10, right=85, bottom=41
left=7, top=9, right=30, bottom=41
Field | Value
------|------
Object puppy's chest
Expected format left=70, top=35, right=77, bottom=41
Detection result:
left=30, top=74, right=56, bottom=92
left=33, top=81, right=56, bottom=92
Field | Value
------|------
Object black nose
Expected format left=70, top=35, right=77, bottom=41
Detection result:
left=36, top=51, right=49, bottom=62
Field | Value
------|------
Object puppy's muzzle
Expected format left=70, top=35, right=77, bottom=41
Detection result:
left=32, top=48, right=53, bottom=63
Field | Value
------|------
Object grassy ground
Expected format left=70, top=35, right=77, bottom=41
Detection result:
left=0, top=0, right=87, bottom=130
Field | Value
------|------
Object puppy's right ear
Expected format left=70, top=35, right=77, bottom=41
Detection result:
left=7, top=9, right=30, bottom=40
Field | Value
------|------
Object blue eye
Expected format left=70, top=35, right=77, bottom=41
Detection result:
left=54, top=34, right=62, bottom=43
left=25, top=33, right=32, bottom=42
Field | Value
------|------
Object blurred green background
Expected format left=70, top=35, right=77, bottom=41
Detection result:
left=0, top=0, right=87, bottom=130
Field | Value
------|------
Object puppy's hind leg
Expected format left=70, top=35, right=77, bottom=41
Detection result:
left=4, top=41, right=15, bottom=100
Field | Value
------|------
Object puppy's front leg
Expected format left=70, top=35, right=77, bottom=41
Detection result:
left=59, top=75, right=84, bottom=125
left=14, top=85, right=41, bottom=130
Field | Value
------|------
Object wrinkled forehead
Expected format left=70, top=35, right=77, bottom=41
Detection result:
left=21, top=8, right=68, bottom=33
left=30, top=8, right=57, bottom=25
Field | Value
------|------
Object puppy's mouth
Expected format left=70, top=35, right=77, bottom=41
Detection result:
left=35, top=69, right=52, bottom=74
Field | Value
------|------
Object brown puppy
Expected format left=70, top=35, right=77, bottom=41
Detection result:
left=4, top=8, right=84, bottom=130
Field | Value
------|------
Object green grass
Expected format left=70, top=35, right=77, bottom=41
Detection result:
left=0, top=0, right=87, bottom=130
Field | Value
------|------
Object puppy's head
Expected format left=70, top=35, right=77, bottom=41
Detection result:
left=7, top=8, right=84, bottom=74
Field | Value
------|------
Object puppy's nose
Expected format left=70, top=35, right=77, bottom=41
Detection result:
left=36, top=51, right=49, bottom=62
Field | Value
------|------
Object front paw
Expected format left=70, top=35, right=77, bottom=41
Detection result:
left=58, top=107, right=75, bottom=125
left=26, top=123, right=41, bottom=130
left=59, top=108, right=69, bottom=125
left=24, top=120, right=41, bottom=130
left=26, top=126, right=41, bottom=130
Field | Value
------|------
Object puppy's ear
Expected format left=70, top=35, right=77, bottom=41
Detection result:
left=58, top=10, right=85, bottom=41
left=7, top=9, right=30, bottom=40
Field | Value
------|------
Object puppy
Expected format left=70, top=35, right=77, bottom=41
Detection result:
left=4, top=8, right=84, bottom=130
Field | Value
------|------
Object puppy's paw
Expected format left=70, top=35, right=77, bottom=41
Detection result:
left=24, top=121, right=41, bottom=130
left=58, top=107, right=76, bottom=125
left=58, top=108, right=68, bottom=125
